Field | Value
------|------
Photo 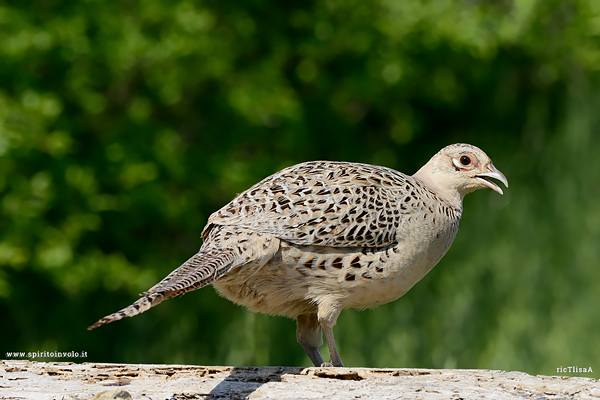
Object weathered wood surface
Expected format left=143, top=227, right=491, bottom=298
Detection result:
left=1, top=360, right=598, bottom=400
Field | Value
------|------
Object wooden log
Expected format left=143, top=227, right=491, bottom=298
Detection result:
left=1, top=360, right=598, bottom=399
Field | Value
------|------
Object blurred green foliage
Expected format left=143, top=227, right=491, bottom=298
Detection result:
left=1, top=0, right=599, bottom=377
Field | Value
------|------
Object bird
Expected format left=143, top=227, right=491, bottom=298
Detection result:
left=88, top=143, right=508, bottom=368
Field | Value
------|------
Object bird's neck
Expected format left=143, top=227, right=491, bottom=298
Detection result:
left=413, top=166, right=463, bottom=210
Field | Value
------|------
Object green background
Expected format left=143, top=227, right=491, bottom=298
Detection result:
left=1, top=0, right=599, bottom=378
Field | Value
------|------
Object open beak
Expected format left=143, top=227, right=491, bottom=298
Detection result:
left=476, top=165, right=509, bottom=195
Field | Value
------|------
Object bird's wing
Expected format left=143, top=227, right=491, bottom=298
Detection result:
left=205, top=161, right=426, bottom=248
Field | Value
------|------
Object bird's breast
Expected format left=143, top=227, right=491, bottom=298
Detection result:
left=338, top=212, right=461, bottom=309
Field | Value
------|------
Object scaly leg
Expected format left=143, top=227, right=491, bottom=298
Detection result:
left=319, top=318, right=344, bottom=367
left=296, top=314, right=324, bottom=367
left=317, top=305, right=344, bottom=367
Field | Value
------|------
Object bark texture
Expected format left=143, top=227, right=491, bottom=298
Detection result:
left=1, top=360, right=598, bottom=400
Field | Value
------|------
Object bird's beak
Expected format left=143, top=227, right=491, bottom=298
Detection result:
left=476, top=165, right=509, bottom=195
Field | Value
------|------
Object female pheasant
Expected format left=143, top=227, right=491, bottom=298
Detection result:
left=89, top=143, right=508, bottom=367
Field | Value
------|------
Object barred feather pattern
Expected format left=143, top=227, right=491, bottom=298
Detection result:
left=87, top=225, right=280, bottom=330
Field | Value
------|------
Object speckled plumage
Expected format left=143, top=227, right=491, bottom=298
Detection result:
left=89, top=143, right=508, bottom=367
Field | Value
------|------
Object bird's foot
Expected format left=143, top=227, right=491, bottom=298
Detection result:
left=320, top=362, right=334, bottom=367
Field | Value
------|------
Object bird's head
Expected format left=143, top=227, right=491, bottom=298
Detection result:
left=413, top=143, right=508, bottom=204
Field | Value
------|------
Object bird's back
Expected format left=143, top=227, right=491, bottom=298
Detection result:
left=205, top=161, right=458, bottom=249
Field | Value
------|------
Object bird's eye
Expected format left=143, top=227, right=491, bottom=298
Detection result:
left=459, top=155, right=471, bottom=166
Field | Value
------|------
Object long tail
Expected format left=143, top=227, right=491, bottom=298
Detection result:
left=87, top=248, right=236, bottom=330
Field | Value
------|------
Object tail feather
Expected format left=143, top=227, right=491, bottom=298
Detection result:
left=88, top=248, right=237, bottom=330
left=87, top=292, right=166, bottom=330
left=144, top=248, right=236, bottom=294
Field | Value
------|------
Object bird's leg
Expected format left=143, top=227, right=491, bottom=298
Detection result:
left=318, top=306, right=344, bottom=367
left=320, top=320, right=344, bottom=367
left=296, top=314, right=324, bottom=367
